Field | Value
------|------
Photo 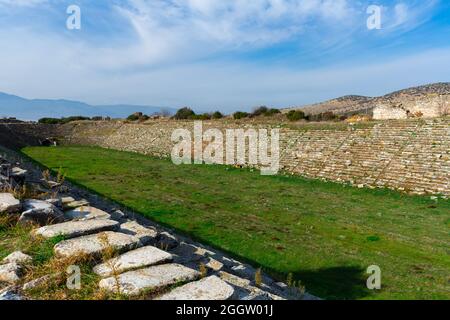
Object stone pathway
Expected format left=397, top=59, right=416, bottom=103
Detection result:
left=99, top=263, right=200, bottom=296
left=0, top=152, right=317, bottom=301
left=93, top=246, right=173, bottom=277
left=156, top=276, right=235, bottom=300
left=34, top=219, right=119, bottom=239
left=54, top=231, right=141, bottom=259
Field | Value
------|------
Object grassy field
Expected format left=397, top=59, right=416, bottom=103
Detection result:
left=21, top=146, right=450, bottom=300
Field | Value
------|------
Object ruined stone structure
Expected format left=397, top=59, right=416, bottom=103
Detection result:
left=373, top=94, right=449, bottom=120
left=285, top=82, right=450, bottom=119
left=1, top=117, right=449, bottom=196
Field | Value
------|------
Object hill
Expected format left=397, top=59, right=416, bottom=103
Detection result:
left=284, top=82, right=450, bottom=116
left=0, top=92, right=175, bottom=121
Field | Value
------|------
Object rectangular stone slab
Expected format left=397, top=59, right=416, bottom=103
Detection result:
left=93, top=245, right=173, bottom=277
left=155, top=276, right=235, bottom=300
left=34, top=219, right=119, bottom=239
left=54, top=231, right=141, bottom=258
left=0, top=193, right=21, bottom=213
left=98, top=263, right=200, bottom=296
left=64, top=206, right=110, bottom=221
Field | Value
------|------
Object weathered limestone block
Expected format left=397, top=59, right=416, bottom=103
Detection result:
left=219, top=271, right=284, bottom=301
left=19, top=200, right=65, bottom=226
left=93, top=246, right=173, bottom=277
left=206, top=258, right=224, bottom=272
left=64, top=199, right=89, bottom=210
left=98, top=263, right=200, bottom=296
left=2, top=251, right=32, bottom=265
left=156, top=275, right=234, bottom=300
left=34, top=219, right=119, bottom=239
left=54, top=231, right=141, bottom=259
left=11, top=167, right=27, bottom=178
left=110, top=209, right=127, bottom=221
left=156, top=231, right=179, bottom=250
left=60, top=196, right=75, bottom=205
left=64, top=206, right=111, bottom=221
left=119, top=221, right=158, bottom=245
left=0, top=193, right=21, bottom=213
left=45, top=198, right=63, bottom=209
left=0, top=263, right=23, bottom=284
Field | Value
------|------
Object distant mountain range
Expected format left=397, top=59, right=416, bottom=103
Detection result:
left=284, top=82, right=450, bottom=115
left=0, top=92, right=176, bottom=121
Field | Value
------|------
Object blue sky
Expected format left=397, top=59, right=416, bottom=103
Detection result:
left=0, top=0, right=449, bottom=112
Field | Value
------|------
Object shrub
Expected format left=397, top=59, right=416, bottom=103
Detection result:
left=173, top=107, right=196, bottom=120
left=307, top=111, right=339, bottom=122
left=62, top=116, right=90, bottom=123
left=286, top=110, right=306, bottom=121
left=191, top=113, right=212, bottom=120
left=212, top=111, right=224, bottom=119
left=265, top=108, right=281, bottom=116
left=252, top=106, right=269, bottom=117
left=127, top=112, right=150, bottom=122
left=38, top=118, right=63, bottom=124
left=38, top=116, right=91, bottom=124
left=233, top=111, right=249, bottom=120
left=250, top=106, right=281, bottom=117
left=127, top=112, right=142, bottom=121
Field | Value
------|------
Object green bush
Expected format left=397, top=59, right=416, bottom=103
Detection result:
left=252, top=106, right=269, bottom=117
left=127, top=112, right=150, bottom=122
left=233, top=111, right=249, bottom=120
left=250, top=106, right=281, bottom=117
left=307, top=111, right=338, bottom=122
left=265, top=108, right=281, bottom=116
left=191, top=113, right=212, bottom=120
left=212, top=111, right=224, bottom=119
left=173, top=107, right=196, bottom=120
left=286, top=110, right=306, bottom=121
left=38, top=116, right=91, bottom=124
left=38, top=118, right=63, bottom=124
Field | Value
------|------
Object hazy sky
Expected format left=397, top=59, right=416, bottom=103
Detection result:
left=0, top=0, right=449, bottom=112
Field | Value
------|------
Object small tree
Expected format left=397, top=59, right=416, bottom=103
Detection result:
left=173, top=107, right=196, bottom=120
left=38, top=118, right=62, bottom=124
left=212, top=111, right=224, bottom=119
left=250, top=106, right=280, bottom=117
left=286, top=110, right=306, bottom=121
left=233, top=111, right=249, bottom=120
left=251, top=106, right=269, bottom=117
left=265, top=108, right=281, bottom=116
left=127, top=112, right=142, bottom=121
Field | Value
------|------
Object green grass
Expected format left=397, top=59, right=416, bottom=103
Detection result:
left=21, top=145, right=450, bottom=300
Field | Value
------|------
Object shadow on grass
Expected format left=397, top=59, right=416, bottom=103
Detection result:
left=291, top=266, right=372, bottom=300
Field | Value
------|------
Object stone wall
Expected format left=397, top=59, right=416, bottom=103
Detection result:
left=57, top=118, right=450, bottom=196
left=1, top=118, right=449, bottom=196
left=0, top=123, right=61, bottom=149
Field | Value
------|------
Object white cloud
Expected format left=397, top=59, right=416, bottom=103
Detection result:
left=379, top=0, right=438, bottom=32
left=111, top=0, right=357, bottom=67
